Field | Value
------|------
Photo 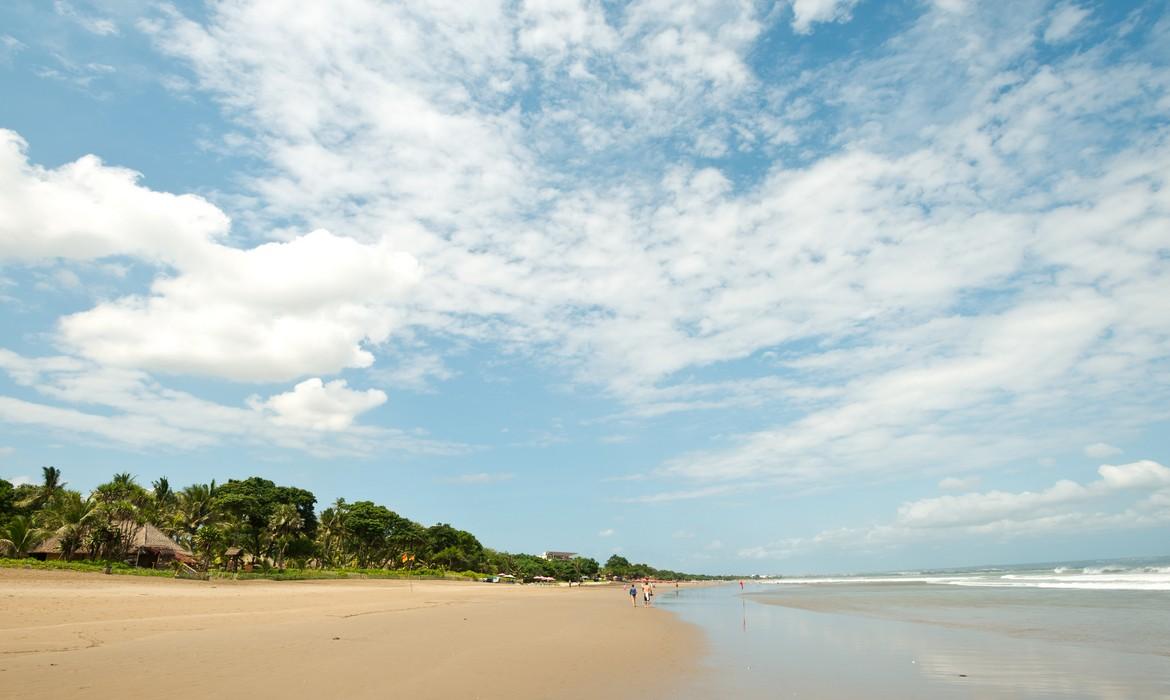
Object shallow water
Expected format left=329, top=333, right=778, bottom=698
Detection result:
left=656, top=582, right=1170, bottom=699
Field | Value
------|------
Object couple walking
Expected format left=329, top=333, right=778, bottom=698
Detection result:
left=628, top=580, right=654, bottom=607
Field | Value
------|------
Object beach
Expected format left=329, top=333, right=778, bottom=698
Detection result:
left=656, top=570, right=1170, bottom=699
left=0, top=570, right=704, bottom=699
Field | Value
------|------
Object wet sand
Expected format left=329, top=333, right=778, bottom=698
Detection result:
left=0, top=569, right=705, bottom=699
left=657, top=583, right=1170, bottom=699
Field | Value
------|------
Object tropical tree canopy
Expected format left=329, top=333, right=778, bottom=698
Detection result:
left=0, top=468, right=720, bottom=580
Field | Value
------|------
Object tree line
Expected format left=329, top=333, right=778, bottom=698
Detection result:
left=0, top=467, right=722, bottom=581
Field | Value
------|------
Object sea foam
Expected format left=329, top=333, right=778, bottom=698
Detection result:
left=762, top=561, right=1170, bottom=591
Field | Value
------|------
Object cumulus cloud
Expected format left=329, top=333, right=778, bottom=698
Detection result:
left=58, top=230, right=421, bottom=382
left=251, top=378, right=387, bottom=431
left=0, top=129, right=228, bottom=264
left=1084, top=442, right=1122, bottom=458
left=598, top=528, right=616, bottom=537
left=2, top=130, right=421, bottom=384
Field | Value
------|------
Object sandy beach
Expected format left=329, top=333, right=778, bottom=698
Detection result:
left=0, top=570, right=705, bottom=699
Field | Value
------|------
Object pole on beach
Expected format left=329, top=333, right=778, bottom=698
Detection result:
left=402, top=552, right=416, bottom=592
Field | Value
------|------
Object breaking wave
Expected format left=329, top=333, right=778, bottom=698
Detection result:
left=763, top=559, right=1170, bottom=591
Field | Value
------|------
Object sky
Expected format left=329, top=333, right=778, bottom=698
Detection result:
left=0, top=0, right=1168, bottom=575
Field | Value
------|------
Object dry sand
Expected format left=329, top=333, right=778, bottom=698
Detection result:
left=0, top=569, right=705, bottom=699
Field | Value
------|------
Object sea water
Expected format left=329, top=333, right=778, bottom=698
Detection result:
left=656, top=557, right=1170, bottom=699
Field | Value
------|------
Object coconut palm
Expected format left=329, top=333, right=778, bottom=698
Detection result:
left=0, top=515, right=45, bottom=558
left=175, top=481, right=217, bottom=546
left=316, top=499, right=349, bottom=567
left=267, top=503, right=304, bottom=570
left=147, top=477, right=179, bottom=529
left=17, top=466, right=66, bottom=510
left=38, top=491, right=96, bottom=561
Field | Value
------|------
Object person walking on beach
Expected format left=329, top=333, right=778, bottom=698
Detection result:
left=629, top=583, right=638, bottom=607
left=643, top=581, right=652, bottom=606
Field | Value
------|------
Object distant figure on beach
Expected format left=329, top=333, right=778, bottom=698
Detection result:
left=629, top=583, right=638, bottom=607
left=739, top=580, right=744, bottom=590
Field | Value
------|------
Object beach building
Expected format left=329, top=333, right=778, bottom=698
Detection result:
left=541, top=551, right=576, bottom=561
left=223, top=546, right=244, bottom=572
left=29, top=521, right=196, bottom=569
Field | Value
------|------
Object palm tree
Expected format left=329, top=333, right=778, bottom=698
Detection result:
left=266, top=503, right=304, bottom=570
left=38, top=491, right=95, bottom=561
left=175, top=481, right=217, bottom=546
left=17, top=466, right=66, bottom=510
left=316, top=499, right=348, bottom=568
left=147, top=477, right=179, bottom=535
left=1, top=516, right=46, bottom=558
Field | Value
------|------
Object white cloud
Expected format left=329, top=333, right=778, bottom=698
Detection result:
left=250, top=378, right=387, bottom=431
left=4, top=474, right=34, bottom=487
left=0, top=129, right=228, bottom=264
left=54, top=1, right=119, bottom=36
left=0, top=349, right=460, bottom=456
left=791, top=0, right=860, bottom=34
left=1098, top=460, right=1170, bottom=490
left=938, top=476, right=981, bottom=492
left=518, top=0, right=616, bottom=62
left=2, top=129, right=421, bottom=384
left=2, top=1, right=1167, bottom=492
left=598, top=528, right=615, bottom=537
left=59, top=230, right=421, bottom=382
left=1044, top=3, right=1090, bottom=44
left=372, top=354, right=456, bottom=393
left=741, top=461, right=1170, bottom=560
left=1084, top=442, right=1122, bottom=459
left=897, top=460, right=1170, bottom=529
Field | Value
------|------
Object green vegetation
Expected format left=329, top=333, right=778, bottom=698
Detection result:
left=0, top=468, right=718, bottom=582
left=0, top=557, right=176, bottom=577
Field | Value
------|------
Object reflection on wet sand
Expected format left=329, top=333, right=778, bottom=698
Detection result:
left=657, top=583, right=1170, bottom=699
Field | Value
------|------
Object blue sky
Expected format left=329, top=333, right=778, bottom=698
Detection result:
left=1, top=0, right=1168, bottom=574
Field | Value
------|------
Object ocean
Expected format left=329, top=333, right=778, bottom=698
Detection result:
left=656, top=557, right=1170, bottom=699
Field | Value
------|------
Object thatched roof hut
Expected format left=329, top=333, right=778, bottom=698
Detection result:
left=30, top=521, right=195, bottom=567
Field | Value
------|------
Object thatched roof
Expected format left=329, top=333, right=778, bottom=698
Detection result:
left=30, top=521, right=193, bottom=558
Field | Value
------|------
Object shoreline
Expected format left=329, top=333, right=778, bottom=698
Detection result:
left=656, top=582, right=1170, bottom=699
left=0, top=569, right=708, bottom=699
